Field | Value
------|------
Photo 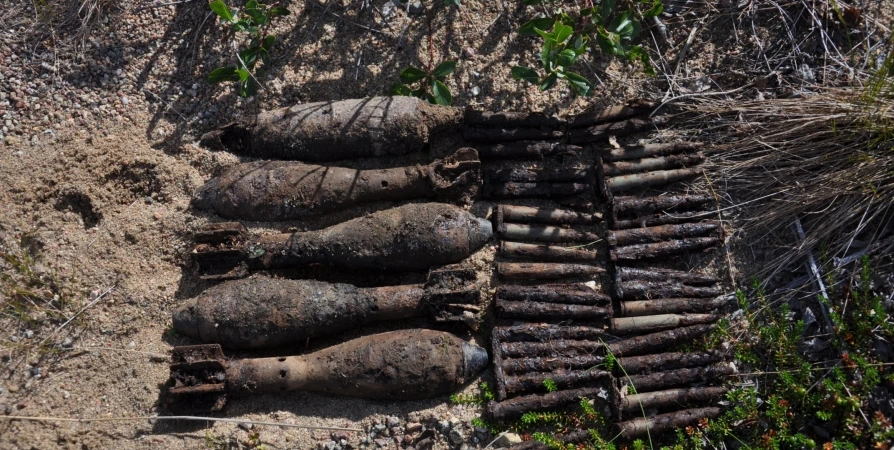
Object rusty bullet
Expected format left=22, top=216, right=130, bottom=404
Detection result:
left=613, top=194, right=715, bottom=217
left=603, top=153, right=704, bottom=177
left=606, top=324, right=716, bottom=357
left=620, top=280, right=722, bottom=300
left=476, top=141, right=582, bottom=160
left=496, top=262, right=606, bottom=280
left=496, top=284, right=610, bottom=305
left=499, top=241, right=600, bottom=262
left=600, top=142, right=701, bottom=162
left=501, top=355, right=605, bottom=375
left=498, top=223, right=601, bottom=243
left=616, top=407, right=722, bottom=439
left=504, top=369, right=610, bottom=396
left=172, top=273, right=480, bottom=349
left=165, top=329, right=489, bottom=412
left=606, top=167, right=703, bottom=193
left=613, top=210, right=718, bottom=230
left=620, top=297, right=731, bottom=316
left=464, top=110, right=565, bottom=128
left=616, top=351, right=722, bottom=375
left=569, top=100, right=656, bottom=128
left=192, top=148, right=481, bottom=221
left=500, top=340, right=605, bottom=358
left=483, top=182, right=592, bottom=199
left=486, top=387, right=609, bottom=421
left=199, top=96, right=461, bottom=161
left=497, top=204, right=601, bottom=225
left=610, top=237, right=722, bottom=261
left=464, top=127, right=564, bottom=143
left=192, top=203, right=491, bottom=279
left=623, top=363, right=735, bottom=393
left=617, top=267, right=719, bottom=285
left=569, top=116, right=670, bottom=144
left=607, top=222, right=720, bottom=246
left=611, top=314, right=719, bottom=334
left=619, top=387, right=729, bottom=415
left=487, top=167, right=594, bottom=183
left=496, top=300, right=611, bottom=321
left=494, top=324, right=607, bottom=342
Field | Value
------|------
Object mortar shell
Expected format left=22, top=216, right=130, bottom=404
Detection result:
left=600, top=142, right=701, bottom=162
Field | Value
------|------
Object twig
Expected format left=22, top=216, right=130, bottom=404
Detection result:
left=132, top=0, right=197, bottom=13
left=64, top=346, right=170, bottom=359
left=794, top=218, right=837, bottom=336
left=307, top=0, right=392, bottom=37
left=0, top=415, right=362, bottom=431
left=39, top=285, right=115, bottom=346
left=650, top=83, right=754, bottom=116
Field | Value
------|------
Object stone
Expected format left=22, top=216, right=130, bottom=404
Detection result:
left=448, top=428, right=464, bottom=445
left=405, top=422, right=423, bottom=433
left=385, top=416, right=400, bottom=427
left=493, top=433, right=522, bottom=447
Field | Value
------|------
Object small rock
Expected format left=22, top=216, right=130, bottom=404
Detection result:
left=238, top=422, right=253, bottom=431
left=61, top=390, right=70, bottom=399
left=23, top=330, right=34, bottom=339
left=448, top=418, right=460, bottom=428
left=389, top=426, right=401, bottom=437
left=6, top=385, right=18, bottom=393
left=463, top=47, right=476, bottom=58
left=470, top=86, right=480, bottom=96
left=437, top=420, right=450, bottom=432
left=331, top=431, right=350, bottom=442
left=448, top=428, right=464, bottom=445
left=405, top=422, right=423, bottom=433
left=29, top=366, right=41, bottom=378
left=374, top=438, right=390, bottom=448
left=121, top=96, right=130, bottom=105
left=408, top=1, right=424, bottom=15
left=493, top=433, right=523, bottom=447
left=386, top=416, right=400, bottom=427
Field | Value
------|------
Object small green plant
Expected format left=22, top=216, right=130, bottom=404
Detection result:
left=449, top=381, right=495, bottom=405
left=206, top=0, right=290, bottom=97
left=542, top=378, right=558, bottom=393
left=512, top=0, right=662, bottom=95
left=391, top=61, right=457, bottom=105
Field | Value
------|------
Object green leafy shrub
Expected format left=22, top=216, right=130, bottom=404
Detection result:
left=391, top=61, right=457, bottom=105
left=207, top=0, right=290, bottom=97
left=512, top=0, right=662, bottom=95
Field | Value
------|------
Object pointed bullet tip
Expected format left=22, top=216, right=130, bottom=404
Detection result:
left=462, top=342, right=489, bottom=381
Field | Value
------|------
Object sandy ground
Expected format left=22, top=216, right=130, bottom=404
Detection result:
left=0, top=0, right=891, bottom=449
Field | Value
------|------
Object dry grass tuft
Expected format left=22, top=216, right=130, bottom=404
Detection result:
left=26, top=0, right=123, bottom=50
left=678, top=55, right=894, bottom=277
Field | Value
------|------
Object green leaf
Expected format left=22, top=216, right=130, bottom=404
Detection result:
left=519, top=17, right=555, bottom=36
left=433, top=61, right=457, bottom=78
left=269, top=6, right=291, bottom=16
left=557, top=12, right=575, bottom=27
left=244, top=8, right=269, bottom=26
left=609, top=11, right=633, bottom=35
left=511, top=66, right=540, bottom=84
left=553, top=24, right=573, bottom=43
left=565, top=71, right=593, bottom=96
left=539, top=73, right=558, bottom=91
left=627, top=20, right=641, bottom=41
left=245, top=0, right=259, bottom=8
left=573, top=34, right=587, bottom=54
left=595, top=31, right=614, bottom=54
left=240, top=77, right=259, bottom=97
left=399, top=67, right=428, bottom=84
left=209, top=0, right=237, bottom=23
left=628, top=45, right=655, bottom=75
left=262, top=35, right=276, bottom=50
left=601, top=0, right=615, bottom=24
left=534, top=26, right=556, bottom=43
left=643, top=0, right=664, bottom=18
left=432, top=80, right=452, bottom=105
left=540, top=38, right=555, bottom=70
left=207, top=67, right=241, bottom=83
left=557, top=49, right=577, bottom=67
left=239, top=47, right=259, bottom=69
left=390, top=83, right=414, bottom=96
left=235, top=68, right=251, bottom=82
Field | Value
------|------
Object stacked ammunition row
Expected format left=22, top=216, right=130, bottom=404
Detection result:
left=475, top=103, right=733, bottom=441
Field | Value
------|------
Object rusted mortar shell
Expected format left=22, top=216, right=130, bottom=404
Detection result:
left=611, top=314, right=719, bottom=334
left=477, top=141, right=582, bottom=160
left=483, top=182, right=592, bottom=199
left=464, top=110, right=565, bottom=128
left=617, top=267, right=718, bottom=285
left=569, top=116, right=671, bottom=144
left=603, top=153, right=704, bottom=177
left=507, top=430, right=590, bottom=449
left=500, top=241, right=600, bottom=262
left=192, top=148, right=481, bottom=221
left=496, top=284, right=610, bottom=306
left=607, top=324, right=716, bottom=357
left=486, top=387, right=608, bottom=421
left=624, top=363, right=735, bottom=392
left=464, top=126, right=565, bottom=143
left=199, top=96, right=461, bottom=161
left=500, top=340, right=605, bottom=358
left=172, top=275, right=480, bottom=349
left=498, top=223, right=601, bottom=243
left=614, top=194, right=714, bottom=216
left=487, top=168, right=594, bottom=183
left=616, top=407, right=722, bottom=439
left=600, top=142, right=701, bottom=162
left=498, top=204, right=600, bottom=225
left=193, top=203, right=492, bottom=277
left=621, top=297, right=731, bottom=316
left=608, top=222, right=720, bottom=246
left=614, top=210, right=718, bottom=230
left=497, top=262, right=606, bottom=280
left=496, top=300, right=611, bottom=321
left=610, top=237, right=722, bottom=262
left=505, top=369, right=610, bottom=396
left=502, top=355, right=605, bottom=374
left=569, top=100, right=657, bottom=128
left=617, top=351, right=721, bottom=375
left=494, top=324, right=607, bottom=342
left=606, top=167, right=703, bottom=193
left=620, top=281, right=722, bottom=300
left=166, top=330, right=489, bottom=412
left=620, top=387, right=729, bottom=415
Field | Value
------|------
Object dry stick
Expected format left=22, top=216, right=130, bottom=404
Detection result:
left=0, top=415, right=362, bottom=431
left=39, top=285, right=115, bottom=347
left=794, top=218, right=836, bottom=336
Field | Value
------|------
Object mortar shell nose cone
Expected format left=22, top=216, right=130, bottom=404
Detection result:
left=172, top=299, right=200, bottom=340
left=191, top=179, right=218, bottom=212
left=462, top=342, right=489, bottom=381
left=468, top=216, right=493, bottom=250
